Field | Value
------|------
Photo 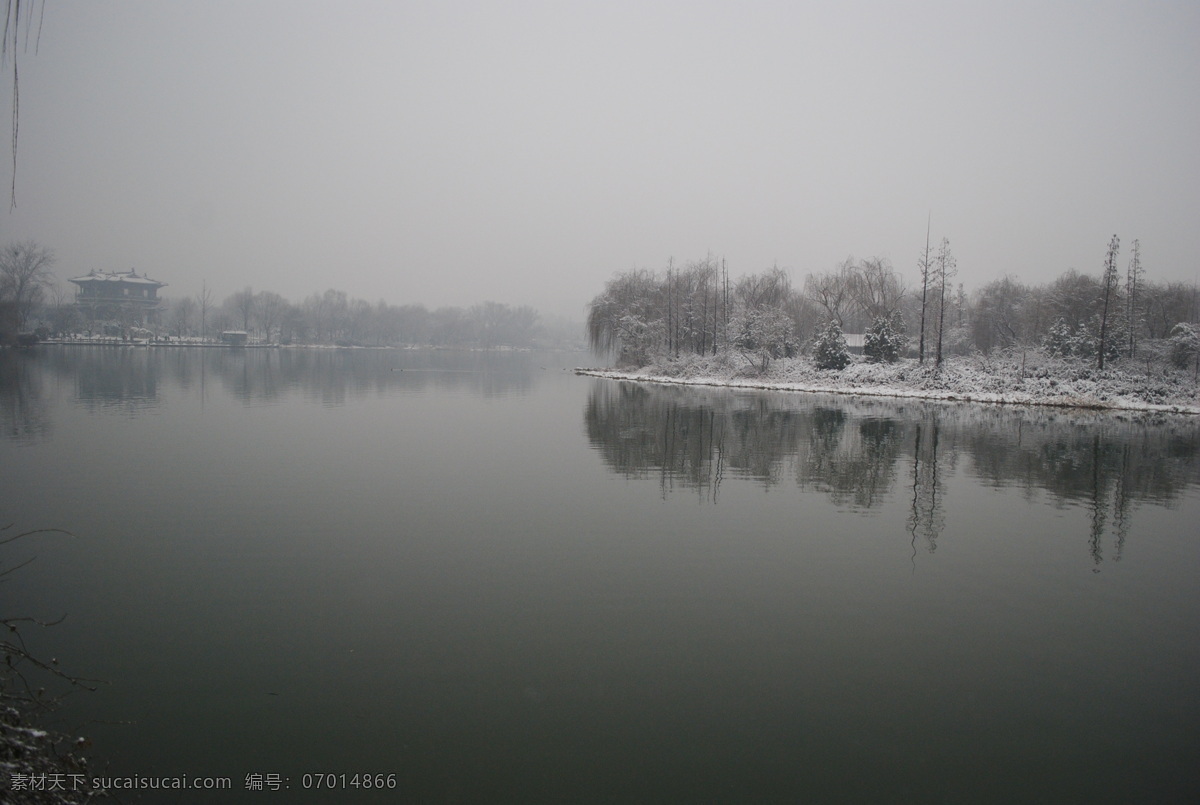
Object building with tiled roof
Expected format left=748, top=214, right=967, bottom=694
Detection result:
left=70, top=269, right=167, bottom=329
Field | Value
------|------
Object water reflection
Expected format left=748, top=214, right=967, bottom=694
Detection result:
left=585, top=382, right=936, bottom=506
left=0, top=350, right=51, bottom=442
left=906, top=416, right=947, bottom=554
left=71, top=347, right=161, bottom=413
left=204, top=348, right=541, bottom=404
left=585, top=379, right=1200, bottom=563
left=2, top=346, right=560, bottom=426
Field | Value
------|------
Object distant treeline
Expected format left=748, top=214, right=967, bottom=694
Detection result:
left=587, top=243, right=1200, bottom=371
left=40, top=286, right=583, bottom=350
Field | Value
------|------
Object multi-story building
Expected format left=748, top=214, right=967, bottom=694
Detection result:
left=70, top=269, right=167, bottom=330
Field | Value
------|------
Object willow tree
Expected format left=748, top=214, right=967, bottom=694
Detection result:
left=586, top=269, right=664, bottom=365
left=3, top=0, right=46, bottom=208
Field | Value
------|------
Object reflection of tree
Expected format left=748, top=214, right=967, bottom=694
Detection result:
left=1088, top=435, right=1108, bottom=568
left=584, top=382, right=1200, bottom=565
left=585, top=386, right=909, bottom=509
left=795, top=410, right=904, bottom=509
left=1110, top=443, right=1132, bottom=562
left=728, top=401, right=802, bottom=490
left=1083, top=435, right=1142, bottom=570
left=966, top=413, right=1199, bottom=568
left=584, top=382, right=728, bottom=501
left=9, top=347, right=552, bottom=449
left=0, top=350, right=50, bottom=442
left=36, top=346, right=544, bottom=409
left=857, top=418, right=903, bottom=506
left=658, top=395, right=729, bottom=500
left=73, top=347, right=160, bottom=413
left=907, top=416, right=946, bottom=554
left=801, top=407, right=846, bottom=488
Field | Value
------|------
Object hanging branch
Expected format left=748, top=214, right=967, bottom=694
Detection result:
left=2, top=0, right=45, bottom=210
left=4, top=0, right=19, bottom=209
left=2, top=523, right=103, bottom=701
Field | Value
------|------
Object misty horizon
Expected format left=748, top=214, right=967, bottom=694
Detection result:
left=3, top=1, right=1198, bottom=320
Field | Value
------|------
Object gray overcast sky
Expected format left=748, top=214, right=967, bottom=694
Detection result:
left=3, top=0, right=1198, bottom=318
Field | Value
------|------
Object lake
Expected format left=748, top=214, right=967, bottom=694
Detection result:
left=2, top=346, right=1198, bottom=803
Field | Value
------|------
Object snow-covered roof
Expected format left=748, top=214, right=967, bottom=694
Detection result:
left=69, top=269, right=166, bottom=287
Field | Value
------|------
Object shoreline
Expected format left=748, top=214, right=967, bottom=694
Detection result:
left=25, top=340, right=568, bottom=352
left=575, top=360, right=1200, bottom=416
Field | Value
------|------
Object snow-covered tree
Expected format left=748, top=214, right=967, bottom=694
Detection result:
left=863, top=311, right=907, bottom=363
left=1125, top=238, right=1143, bottom=358
left=1168, top=322, right=1200, bottom=370
left=730, top=305, right=796, bottom=373
left=933, top=238, right=957, bottom=368
left=916, top=221, right=933, bottom=364
left=1044, top=315, right=1122, bottom=365
left=1097, top=234, right=1120, bottom=370
left=586, top=269, right=664, bottom=365
left=1042, top=318, right=1074, bottom=358
left=812, top=320, right=851, bottom=370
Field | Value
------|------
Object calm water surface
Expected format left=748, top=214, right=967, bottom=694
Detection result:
left=2, top=346, right=1198, bottom=803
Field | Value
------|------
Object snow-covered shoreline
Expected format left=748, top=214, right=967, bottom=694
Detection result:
left=576, top=353, right=1200, bottom=416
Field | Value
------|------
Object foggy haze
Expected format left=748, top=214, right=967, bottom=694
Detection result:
left=3, top=0, right=1198, bottom=318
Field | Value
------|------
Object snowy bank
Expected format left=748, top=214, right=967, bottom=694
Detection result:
left=576, top=352, right=1200, bottom=415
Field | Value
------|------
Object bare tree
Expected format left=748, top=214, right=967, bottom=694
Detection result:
left=804, top=259, right=856, bottom=328
left=972, top=275, right=1031, bottom=353
left=736, top=265, right=791, bottom=312
left=347, top=297, right=372, bottom=344
left=227, top=287, right=256, bottom=333
left=44, top=283, right=78, bottom=335
left=1125, top=238, right=1143, bottom=358
left=255, top=290, right=287, bottom=344
left=679, top=256, right=721, bottom=355
left=917, top=215, right=932, bottom=363
left=1142, top=280, right=1195, bottom=339
left=197, top=282, right=214, bottom=341
left=1046, top=269, right=1103, bottom=332
left=665, top=258, right=674, bottom=356
left=849, top=256, right=906, bottom=322
left=321, top=289, right=349, bottom=343
left=934, top=238, right=956, bottom=368
left=169, top=296, right=196, bottom=337
left=0, top=239, right=55, bottom=334
left=1097, top=234, right=1120, bottom=370
left=721, top=258, right=730, bottom=353
left=280, top=301, right=307, bottom=344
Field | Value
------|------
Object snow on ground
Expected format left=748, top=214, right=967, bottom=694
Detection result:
left=577, top=351, right=1200, bottom=415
